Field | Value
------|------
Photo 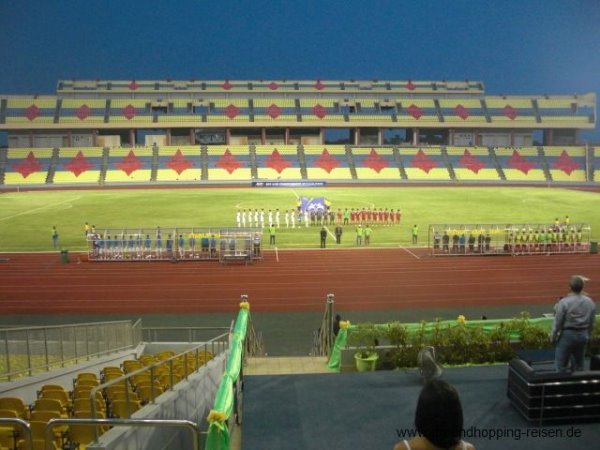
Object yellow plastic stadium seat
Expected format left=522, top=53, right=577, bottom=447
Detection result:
left=26, top=421, right=62, bottom=450
left=404, top=168, right=450, bottom=179
left=159, top=146, right=200, bottom=157
left=205, top=115, right=251, bottom=123
left=5, top=148, right=52, bottom=184
left=76, top=372, right=99, bottom=383
left=540, top=116, right=588, bottom=124
left=303, top=145, right=351, bottom=179
left=110, top=399, right=141, bottom=418
left=253, top=114, right=298, bottom=122
left=5, top=116, right=56, bottom=125
left=122, top=360, right=143, bottom=372
left=137, top=385, right=164, bottom=404
left=303, top=145, right=346, bottom=156
left=54, top=172, right=100, bottom=184
left=255, top=146, right=301, bottom=179
left=347, top=115, right=394, bottom=123
left=30, top=410, right=62, bottom=423
left=59, top=148, right=104, bottom=158
left=110, top=99, right=148, bottom=108
left=105, top=163, right=151, bottom=182
left=489, top=116, right=537, bottom=123
left=502, top=168, right=546, bottom=181
left=438, top=98, right=482, bottom=108
left=156, top=146, right=201, bottom=180
left=40, top=389, right=71, bottom=410
left=354, top=167, right=401, bottom=180
left=3, top=172, right=47, bottom=185
left=61, top=98, right=106, bottom=108
left=6, top=97, right=57, bottom=109
left=7, top=148, right=54, bottom=158
left=454, top=168, right=500, bottom=181
left=485, top=97, right=533, bottom=109
left=536, top=98, right=574, bottom=109
left=156, top=115, right=201, bottom=123
left=445, top=146, right=490, bottom=157
left=550, top=170, right=586, bottom=182
left=442, top=115, right=487, bottom=124
left=156, top=168, right=201, bottom=182
left=212, top=98, right=249, bottom=107
left=495, top=147, right=538, bottom=157
left=352, top=147, right=400, bottom=179
left=108, top=116, right=153, bottom=125
left=395, top=115, right=439, bottom=123
left=33, top=398, right=65, bottom=416
left=255, top=145, right=298, bottom=155
left=400, top=98, right=435, bottom=108
left=58, top=116, right=105, bottom=124
left=256, top=167, right=302, bottom=180
left=300, top=115, right=345, bottom=123
left=542, top=146, right=585, bottom=157
left=253, top=98, right=295, bottom=107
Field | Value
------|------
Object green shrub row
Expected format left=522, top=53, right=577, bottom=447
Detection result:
left=346, top=313, right=600, bottom=369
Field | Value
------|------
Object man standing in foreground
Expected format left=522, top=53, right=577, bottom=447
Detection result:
left=334, top=224, right=343, bottom=244
left=320, top=227, right=327, bottom=248
left=551, top=275, right=596, bottom=373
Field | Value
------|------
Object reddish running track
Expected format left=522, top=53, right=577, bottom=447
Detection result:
left=0, top=249, right=598, bottom=314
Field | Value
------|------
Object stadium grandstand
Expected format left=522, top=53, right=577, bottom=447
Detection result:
left=0, top=79, right=596, bottom=187
left=0, top=303, right=261, bottom=450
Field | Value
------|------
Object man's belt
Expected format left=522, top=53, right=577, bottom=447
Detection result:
left=562, top=327, right=587, bottom=331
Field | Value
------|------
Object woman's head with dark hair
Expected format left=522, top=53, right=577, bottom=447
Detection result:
left=415, top=379, right=463, bottom=449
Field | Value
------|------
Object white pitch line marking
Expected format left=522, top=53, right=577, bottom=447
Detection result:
left=0, top=196, right=81, bottom=222
left=291, top=189, right=300, bottom=199
left=399, top=245, right=421, bottom=260
left=324, top=226, right=336, bottom=240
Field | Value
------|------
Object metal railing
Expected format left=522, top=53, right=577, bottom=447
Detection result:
left=312, top=294, right=335, bottom=357
left=0, top=321, right=137, bottom=381
left=0, top=418, right=32, bottom=450
left=141, top=326, right=230, bottom=343
left=45, top=418, right=202, bottom=450
left=89, top=333, right=229, bottom=434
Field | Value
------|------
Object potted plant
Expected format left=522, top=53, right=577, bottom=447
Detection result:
left=347, top=323, right=380, bottom=371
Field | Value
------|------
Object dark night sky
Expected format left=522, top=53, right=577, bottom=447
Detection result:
left=1, top=0, right=598, bottom=141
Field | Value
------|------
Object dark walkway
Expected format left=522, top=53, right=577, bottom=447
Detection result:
left=242, top=365, right=600, bottom=449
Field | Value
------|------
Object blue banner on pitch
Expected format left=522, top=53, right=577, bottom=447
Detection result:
left=252, top=181, right=326, bottom=187
left=301, top=197, right=327, bottom=213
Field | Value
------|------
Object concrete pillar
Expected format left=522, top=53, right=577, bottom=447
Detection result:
left=413, top=128, right=419, bottom=146
left=355, top=128, right=361, bottom=145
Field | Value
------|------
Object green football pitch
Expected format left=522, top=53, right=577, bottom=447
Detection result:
left=0, top=186, right=598, bottom=252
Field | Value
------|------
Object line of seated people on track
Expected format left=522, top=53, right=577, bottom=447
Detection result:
left=87, top=232, right=221, bottom=260
left=0, top=350, right=213, bottom=450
